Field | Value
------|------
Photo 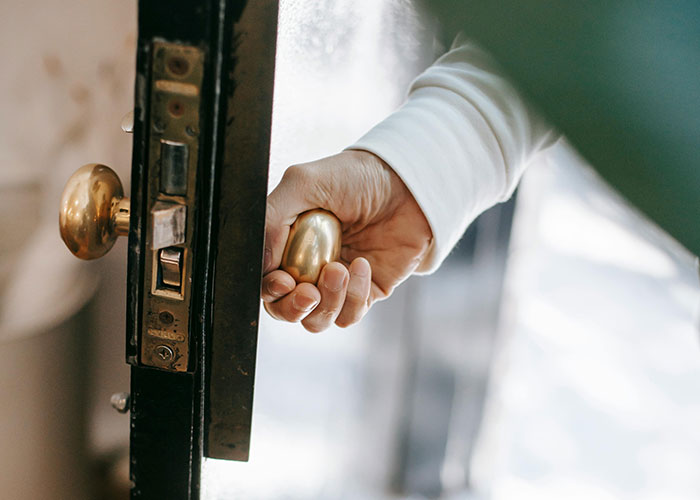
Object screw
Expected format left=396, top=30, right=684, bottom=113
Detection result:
left=110, top=392, right=130, bottom=414
left=152, top=119, right=165, bottom=133
left=168, top=99, right=185, bottom=118
left=167, top=56, right=189, bottom=76
left=154, top=344, right=174, bottom=362
left=159, top=311, right=174, bottom=325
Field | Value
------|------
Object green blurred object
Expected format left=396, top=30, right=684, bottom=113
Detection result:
left=425, top=0, right=700, bottom=255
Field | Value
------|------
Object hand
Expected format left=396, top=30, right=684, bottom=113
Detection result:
left=262, top=150, right=432, bottom=332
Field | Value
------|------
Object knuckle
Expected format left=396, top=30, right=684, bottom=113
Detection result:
left=345, top=288, right=366, bottom=303
left=283, top=164, right=311, bottom=183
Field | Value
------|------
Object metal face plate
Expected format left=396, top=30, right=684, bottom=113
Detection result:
left=141, top=42, right=203, bottom=372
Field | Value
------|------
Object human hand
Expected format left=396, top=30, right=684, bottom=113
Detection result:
left=262, top=150, right=432, bottom=332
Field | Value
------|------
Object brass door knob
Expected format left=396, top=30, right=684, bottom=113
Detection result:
left=59, top=164, right=130, bottom=260
left=281, top=209, right=342, bottom=284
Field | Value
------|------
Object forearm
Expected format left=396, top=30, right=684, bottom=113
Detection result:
left=351, top=37, right=557, bottom=272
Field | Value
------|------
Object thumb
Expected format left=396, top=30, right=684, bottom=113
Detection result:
left=264, top=166, right=319, bottom=274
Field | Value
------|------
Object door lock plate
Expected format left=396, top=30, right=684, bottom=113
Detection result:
left=140, top=42, right=203, bottom=372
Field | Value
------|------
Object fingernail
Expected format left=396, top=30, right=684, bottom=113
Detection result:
left=324, top=267, right=346, bottom=292
left=267, top=279, right=290, bottom=298
left=293, top=294, right=318, bottom=312
left=352, top=258, right=370, bottom=277
left=263, top=248, right=272, bottom=271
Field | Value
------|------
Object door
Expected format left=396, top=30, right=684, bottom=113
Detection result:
left=58, top=1, right=279, bottom=498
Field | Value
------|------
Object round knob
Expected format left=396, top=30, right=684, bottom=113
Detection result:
left=281, top=209, right=342, bottom=284
left=59, top=164, right=130, bottom=260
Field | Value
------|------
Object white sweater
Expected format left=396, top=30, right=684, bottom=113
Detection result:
left=351, top=35, right=558, bottom=272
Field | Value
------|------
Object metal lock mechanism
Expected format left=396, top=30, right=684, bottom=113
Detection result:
left=59, top=42, right=204, bottom=373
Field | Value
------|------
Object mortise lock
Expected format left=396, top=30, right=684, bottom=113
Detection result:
left=55, top=44, right=201, bottom=374
left=57, top=42, right=205, bottom=374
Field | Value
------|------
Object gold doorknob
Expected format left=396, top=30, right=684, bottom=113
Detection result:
left=59, top=163, right=130, bottom=260
left=281, top=209, right=342, bottom=284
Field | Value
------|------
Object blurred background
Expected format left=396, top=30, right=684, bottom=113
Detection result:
left=0, top=0, right=698, bottom=499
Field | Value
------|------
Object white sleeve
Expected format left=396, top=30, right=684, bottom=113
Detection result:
left=349, top=34, right=558, bottom=273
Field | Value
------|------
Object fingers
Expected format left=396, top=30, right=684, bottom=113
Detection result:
left=301, top=262, right=349, bottom=333
left=336, top=257, right=372, bottom=328
left=264, top=282, right=321, bottom=323
left=262, top=259, right=373, bottom=331
left=261, top=270, right=296, bottom=302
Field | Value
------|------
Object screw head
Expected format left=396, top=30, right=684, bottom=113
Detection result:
left=154, top=344, right=174, bottom=362
left=159, top=311, right=174, bottom=325
left=167, top=56, right=190, bottom=76
left=152, top=119, right=166, bottom=133
left=110, top=392, right=130, bottom=413
left=168, top=98, right=185, bottom=117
